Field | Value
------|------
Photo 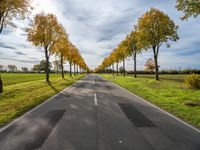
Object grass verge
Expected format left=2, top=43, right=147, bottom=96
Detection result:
left=102, top=74, right=200, bottom=129
left=0, top=74, right=85, bottom=127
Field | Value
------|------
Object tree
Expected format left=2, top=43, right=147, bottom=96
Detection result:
left=176, top=0, right=200, bottom=20
left=144, top=58, right=158, bottom=73
left=32, top=64, right=40, bottom=73
left=137, top=8, right=179, bottom=80
left=118, top=40, right=130, bottom=76
left=7, top=65, right=17, bottom=72
left=0, top=65, right=4, bottom=72
left=38, top=60, right=52, bottom=72
left=119, top=66, right=124, bottom=75
left=26, top=13, right=62, bottom=81
left=21, top=67, right=28, bottom=72
left=126, top=30, right=141, bottom=78
left=0, top=0, right=31, bottom=34
left=52, top=24, right=69, bottom=78
left=53, top=60, right=61, bottom=73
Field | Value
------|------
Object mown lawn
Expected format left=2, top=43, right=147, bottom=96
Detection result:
left=0, top=73, right=85, bottom=126
left=1, top=73, right=61, bottom=86
left=102, top=74, right=200, bottom=129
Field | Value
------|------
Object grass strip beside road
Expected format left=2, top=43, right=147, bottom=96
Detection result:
left=102, top=74, right=200, bottom=129
left=0, top=74, right=85, bottom=127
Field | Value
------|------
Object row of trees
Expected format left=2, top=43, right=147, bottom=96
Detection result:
left=0, top=0, right=90, bottom=82
left=95, top=8, right=179, bottom=80
left=26, top=13, right=90, bottom=81
left=95, top=1, right=200, bottom=80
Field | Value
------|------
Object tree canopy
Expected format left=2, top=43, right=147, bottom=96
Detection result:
left=0, top=0, right=31, bottom=34
left=176, top=0, right=200, bottom=20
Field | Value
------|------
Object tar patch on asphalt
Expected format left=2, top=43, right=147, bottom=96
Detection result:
left=24, top=109, right=66, bottom=150
left=119, top=103, right=155, bottom=127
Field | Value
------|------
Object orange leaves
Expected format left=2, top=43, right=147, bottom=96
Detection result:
left=176, top=0, right=200, bottom=20
left=137, top=8, right=179, bottom=49
left=0, top=0, right=31, bottom=33
left=26, top=13, right=61, bottom=49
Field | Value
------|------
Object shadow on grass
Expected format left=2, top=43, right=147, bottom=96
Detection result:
left=47, top=81, right=59, bottom=93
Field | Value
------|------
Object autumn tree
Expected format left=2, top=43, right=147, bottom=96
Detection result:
left=0, top=0, right=31, bottom=34
left=53, top=60, right=61, bottom=73
left=137, top=8, right=179, bottom=80
left=176, top=0, right=200, bottom=20
left=26, top=13, right=62, bottom=81
left=126, top=30, right=141, bottom=78
left=144, top=58, right=157, bottom=73
left=113, top=49, right=121, bottom=76
left=52, top=25, right=69, bottom=78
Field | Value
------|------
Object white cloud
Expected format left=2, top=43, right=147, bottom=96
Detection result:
left=0, top=0, right=199, bottom=70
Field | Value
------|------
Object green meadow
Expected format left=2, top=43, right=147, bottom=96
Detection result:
left=0, top=73, right=85, bottom=126
left=102, top=74, right=200, bottom=129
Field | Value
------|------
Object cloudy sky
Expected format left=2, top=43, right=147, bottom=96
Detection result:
left=0, top=0, right=200, bottom=70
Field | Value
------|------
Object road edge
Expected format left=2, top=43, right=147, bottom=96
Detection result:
left=102, top=76, right=200, bottom=133
left=0, top=75, right=87, bottom=133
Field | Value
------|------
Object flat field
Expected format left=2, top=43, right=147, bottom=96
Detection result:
left=102, top=74, right=200, bottom=128
left=0, top=73, right=85, bottom=126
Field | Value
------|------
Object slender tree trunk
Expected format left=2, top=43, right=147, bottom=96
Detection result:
left=112, top=64, right=114, bottom=75
left=153, top=46, right=159, bottom=80
left=116, top=62, right=119, bottom=76
left=77, top=65, right=78, bottom=75
left=0, top=13, right=5, bottom=34
left=61, top=55, right=64, bottom=79
left=74, top=64, right=76, bottom=76
left=0, top=75, right=3, bottom=93
left=133, top=52, right=137, bottom=78
left=44, top=46, right=49, bottom=82
left=70, top=62, right=72, bottom=77
left=123, top=58, right=125, bottom=76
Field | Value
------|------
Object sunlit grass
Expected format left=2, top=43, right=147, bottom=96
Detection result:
left=0, top=73, right=85, bottom=126
left=102, top=74, right=200, bottom=128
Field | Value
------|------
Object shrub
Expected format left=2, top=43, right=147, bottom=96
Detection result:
left=185, top=74, right=200, bottom=89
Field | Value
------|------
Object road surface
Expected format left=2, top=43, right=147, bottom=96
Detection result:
left=0, top=74, right=199, bottom=150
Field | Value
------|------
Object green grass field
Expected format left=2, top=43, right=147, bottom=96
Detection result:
left=1, top=73, right=61, bottom=86
left=102, top=74, right=200, bottom=129
left=0, top=73, right=85, bottom=126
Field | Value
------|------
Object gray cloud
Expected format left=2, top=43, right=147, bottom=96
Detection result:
left=15, top=51, right=27, bottom=56
left=0, top=0, right=200, bottom=70
left=0, top=42, right=16, bottom=50
left=0, top=57, right=39, bottom=64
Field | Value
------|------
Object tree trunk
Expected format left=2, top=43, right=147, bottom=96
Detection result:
left=0, top=75, right=3, bottom=93
left=74, top=64, right=76, bottom=76
left=77, top=65, right=78, bottom=75
left=112, top=64, right=114, bottom=75
left=61, top=55, right=64, bottom=79
left=0, top=13, right=5, bottom=34
left=123, top=58, right=125, bottom=76
left=44, top=46, right=49, bottom=82
left=116, top=62, right=119, bottom=76
left=70, top=62, right=72, bottom=77
left=153, top=46, right=159, bottom=80
left=133, top=52, right=137, bottom=78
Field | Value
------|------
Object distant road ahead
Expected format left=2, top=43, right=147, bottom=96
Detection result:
left=0, top=74, right=199, bottom=150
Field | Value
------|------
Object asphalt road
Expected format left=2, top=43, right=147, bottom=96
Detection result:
left=0, top=74, right=199, bottom=150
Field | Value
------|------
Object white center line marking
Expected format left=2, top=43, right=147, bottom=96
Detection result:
left=94, top=93, right=98, bottom=106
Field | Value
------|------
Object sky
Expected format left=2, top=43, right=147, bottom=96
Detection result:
left=0, top=0, right=200, bottom=71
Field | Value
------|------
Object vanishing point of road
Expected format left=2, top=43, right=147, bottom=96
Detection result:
left=0, top=74, right=199, bottom=150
